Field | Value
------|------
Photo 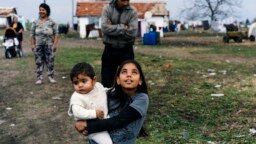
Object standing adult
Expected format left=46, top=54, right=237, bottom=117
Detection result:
left=31, top=3, right=59, bottom=85
left=101, top=0, right=138, bottom=88
left=10, top=16, right=24, bottom=50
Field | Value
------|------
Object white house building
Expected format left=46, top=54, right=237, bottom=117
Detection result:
left=75, top=0, right=169, bottom=38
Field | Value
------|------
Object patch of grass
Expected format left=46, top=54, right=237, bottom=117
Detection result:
left=59, top=30, right=80, bottom=39
left=0, top=37, right=255, bottom=143
left=134, top=54, right=255, bottom=143
left=164, top=31, right=225, bottom=37
left=197, top=44, right=256, bottom=57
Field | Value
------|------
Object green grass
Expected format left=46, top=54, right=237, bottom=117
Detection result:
left=126, top=50, right=255, bottom=143
left=0, top=36, right=255, bottom=143
left=0, top=29, right=5, bottom=35
left=164, top=30, right=225, bottom=37
left=195, top=44, right=256, bottom=57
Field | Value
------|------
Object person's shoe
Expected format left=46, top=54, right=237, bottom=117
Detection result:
left=49, top=77, right=57, bottom=83
left=35, top=79, right=43, bottom=85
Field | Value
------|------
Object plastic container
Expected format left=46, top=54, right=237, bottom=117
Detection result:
left=143, top=32, right=157, bottom=45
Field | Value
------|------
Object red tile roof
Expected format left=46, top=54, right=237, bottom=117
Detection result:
left=76, top=2, right=169, bottom=19
left=76, top=2, right=107, bottom=17
left=0, top=7, right=17, bottom=17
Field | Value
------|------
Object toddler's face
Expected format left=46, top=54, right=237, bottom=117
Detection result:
left=72, top=74, right=95, bottom=94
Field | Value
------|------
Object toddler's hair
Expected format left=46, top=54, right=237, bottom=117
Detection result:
left=70, top=62, right=95, bottom=81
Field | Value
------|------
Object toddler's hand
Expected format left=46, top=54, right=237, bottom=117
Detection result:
left=96, top=110, right=104, bottom=119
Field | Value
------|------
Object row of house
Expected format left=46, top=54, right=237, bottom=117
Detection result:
left=75, top=0, right=169, bottom=38
left=1, top=1, right=169, bottom=39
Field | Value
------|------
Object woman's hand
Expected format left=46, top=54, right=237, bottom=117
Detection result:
left=52, top=44, right=57, bottom=52
left=75, top=120, right=88, bottom=136
left=31, top=44, right=35, bottom=52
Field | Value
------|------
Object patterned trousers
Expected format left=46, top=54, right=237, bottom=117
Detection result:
left=34, top=45, right=55, bottom=80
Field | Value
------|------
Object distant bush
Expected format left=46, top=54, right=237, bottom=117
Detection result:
left=60, top=30, right=80, bottom=39
left=58, top=24, right=69, bottom=34
left=25, top=21, right=32, bottom=31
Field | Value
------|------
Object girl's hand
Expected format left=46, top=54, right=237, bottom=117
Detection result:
left=75, top=120, right=86, bottom=132
left=96, top=110, right=104, bottom=119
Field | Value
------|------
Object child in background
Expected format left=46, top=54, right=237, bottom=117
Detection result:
left=68, top=62, right=112, bottom=144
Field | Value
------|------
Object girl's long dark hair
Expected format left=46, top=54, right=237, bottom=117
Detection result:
left=107, top=59, right=148, bottom=110
left=107, top=59, right=149, bottom=137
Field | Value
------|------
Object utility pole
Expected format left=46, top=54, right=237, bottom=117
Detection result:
left=72, top=0, right=74, bottom=27
left=44, top=0, right=46, bottom=3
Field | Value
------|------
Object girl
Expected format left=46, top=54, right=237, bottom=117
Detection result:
left=75, top=59, right=149, bottom=144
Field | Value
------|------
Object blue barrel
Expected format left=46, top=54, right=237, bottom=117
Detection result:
left=143, top=32, right=157, bottom=45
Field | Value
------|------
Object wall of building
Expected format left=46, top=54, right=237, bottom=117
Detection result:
left=146, top=16, right=165, bottom=37
left=0, top=17, right=7, bottom=28
left=78, top=16, right=102, bottom=38
left=78, top=17, right=89, bottom=38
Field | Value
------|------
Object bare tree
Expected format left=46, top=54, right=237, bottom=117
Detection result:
left=180, top=0, right=242, bottom=21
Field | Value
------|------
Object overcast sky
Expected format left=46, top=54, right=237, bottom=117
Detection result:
left=167, top=0, right=256, bottom=22
left=1, top=0, right=255, bottom=24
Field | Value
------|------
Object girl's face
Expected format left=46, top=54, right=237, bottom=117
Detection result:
left=39, top=7, right=47, bottom=18
left=72, top=74, right=96, bottom=94
left=117, top=63, right=142, bottom=92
